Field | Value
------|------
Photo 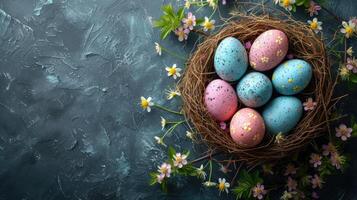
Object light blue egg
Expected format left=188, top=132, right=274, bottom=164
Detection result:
left=272, top=59, right=312, bottom=95
left=214, top=37, right=248, bottom=81
left=262, top=96, right=303, bottom=135
left=236, top=72, right=272, bottom=108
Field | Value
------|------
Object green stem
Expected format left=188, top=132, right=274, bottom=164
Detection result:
left=208, top=160, right=213, bottom=181
left=154, top=104, right=182, bottom=115
left=161, top=47, right=186, bottom=60
left=162, top=120, right=186, bottom=138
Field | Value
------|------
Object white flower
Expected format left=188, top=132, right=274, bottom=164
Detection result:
left=154, top=42, right=162, bottom=56
left=140, top=96, right=154, bottom=112
left=307, top=18, right=322, bottom=33
left=157, top=173, right=165, bottom=183
left=186, top=131, right=194, bottom=140
left=279, top=0, right=296, bottom=11
left=166, top=88, right=181, bottom=100
left=202, top=17, right=215, bottom=32
left=207, top=0, right=217, bottom=8
left=203, top=181, right=217, bottom=187
left=184, top=0, right=191, bottom=9
left=173, top=153, right=188, bottom=168
left=154, top=136, right=166, bottom=147
left=217, top=178, right=230, bottom=194
left=341, top=20, right=356, bottom=38
left=196, top=164, right=206, bottom=180
left=160, top=117, right=167, bottom=130
left=165, top=64, right=182, bottom=79
left=274, top=0, right=280, bottom=4
left=347, top=46, right=354, bottom=56
left=158, top=163, right=171, bottom=178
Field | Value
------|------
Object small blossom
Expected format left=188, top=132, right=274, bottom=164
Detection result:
left=284, top=164, right=297, bottom=176
left=287, top=177, right=297, bottom=192
left=160, top=117, right=167, bottom=130
left=154, top=42, right=162, bottom=56
left=311, top=174, right=323, bottom=189
left=339, top=65, right=350, bottom=80
left=312, top=191, right=319, bottom=199
left=275, top=132, right=285, bottom=144
left=184, top=0, right=191, bottom=9
left=173, top=153, right=188, bottom=168
left=222, top=0, right=227, bottom=5
left=207, top=0, right=217, bottom=8
left=330, top=152, right=343, bottom=169
left=154, top=136, right=166, bottom=147
left=279, top=0, right=296, bottom=11
left=157, top=173, right=165, bottom=183
left=202, top=17, right=215, bottom=31
left=186, top=131, right=194, bottom=140
left=217, top=178, right=230, bottom=194
left=346, top=57, right=357, bottom=73
left=165, top=64, right=182, bottom=79
left=262, top=164, right=274, bottom=175
left=347, top=47, right=354, bottom=56
left=303, top=97, right=317, bottom=111
left=196, top=164, right=207, bottom=180
left=281, top=190, right=294, bottom=200
left=335, top=124, right=352, bottom=141
left=309, top=153, right=322, bottom=168
left=203, top=181, right=217, bottom=187
left=245, top=41, right=252, bottom=50
left=286, top=53, right=294, bottom=59
left=219, top=163, right=231, bottom=174
left=182, top=12, right=196, bottom=30
left=165, top=88, right=181, bottom=100
left=307, top=1, right=321, bottom=17
left=140, top=96, right=154, bottom=112
left=252, top=183, right=267, bottom=199
left=308, top=18, right=322, bottom=33
left=274, top=0, right=280, bottom=4
left=158, top=163, right=171, bottom=178
left=322, top=143, right=337, bottom=156
left=175, top=27, right=190, bottom=42
left=341, top=20, right=356, bottom=38
left=219, top=122, right=227, bottom=130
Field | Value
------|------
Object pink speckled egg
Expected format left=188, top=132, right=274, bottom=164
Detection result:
left=249, top=29, right=288, bottom=71
left=230, top=108, right=265, bottom=147
left=204, top=79, right=238, bottom=122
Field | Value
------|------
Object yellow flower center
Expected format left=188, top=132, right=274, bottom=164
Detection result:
left=160, top=168, right=167, bottom=174
left=204, top=21, right=213, bottom=30
left=141, top=99, right=149, bottom=108
left=218, top=182, right=225, bottom=191
left=310, top=21, right=318, bottom=30
left=186, top=19, right=193, bottom=26
left=346, top=26, right=354, bottom=35
left=283, top=0, right=290, bottom=7
left=169, top=67, right=177, bottom=75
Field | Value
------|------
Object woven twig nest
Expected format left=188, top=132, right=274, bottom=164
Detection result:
left=179, top=15, right=336, bottom=166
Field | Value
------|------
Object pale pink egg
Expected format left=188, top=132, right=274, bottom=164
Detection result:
left=204, top=79, right=238, bottom=122
left=230, top=108, right=265, bottom=147
left=249, top=29, right=288, bottom=71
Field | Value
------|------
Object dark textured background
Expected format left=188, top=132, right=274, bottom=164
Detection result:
left=0, top=0, right=356, bottom=199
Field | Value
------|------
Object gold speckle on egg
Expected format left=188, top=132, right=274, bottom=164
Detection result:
left=231, top=127, right=236, bottom=133
left=251, top=61, right=257, bottom=68
left=243, top=122, right=252, bottom=132
left=272, top=74, right=276, bottom=81
left=297, top=64, right=303, bottom=69
left=293, top=85, right=301, bottom=92
left=288, top=78, right=294, bottom=83
left=248, top=112, right=257, bottom=119
left=253, top=134, right=258, bottom=141
left=261, top=56, right=269, bottom=63
left=275, top=36, right=283, bottom=44
left=276, top=49, right=283, bottom=57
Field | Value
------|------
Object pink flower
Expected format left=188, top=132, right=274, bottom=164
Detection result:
left=307, top=1, right=321, bottom=17
left=182, top=12, right=196, bottom=30
left=335, top=124, right=352, bottom=141
left=351, top=17, right=357, bottom=27
left=157, top=173, right=165, bottom=183
left=303, top=98, right=317, bottom=111
left=311, top=174, right=323, bottom=189
left=322, top=143, right=337, bottom=156
left=175, top=27, right=190, bottom=42
left=346, top=57, right=357, bottom=73
left=219, top=163, right=231, bottom=174
left=286, top=53, right=294, bottom=59
left=330, top=152, right=342, bottom=169
left=252, top=184, right=267, bottom=199
left=245, top=41, right=252, bottom=50
left=222, top=0, right=227, bottom=5
left=312, top=191, right=319, bottom=199
left=158, top=163, right=172, bottom=178
left=287, top=177, right=297, bottom=192
left=284, top=164, right=297, bottom=176
left=309, top=153, right=322, bottom=168
left=220, top=122, right=227, bottom=130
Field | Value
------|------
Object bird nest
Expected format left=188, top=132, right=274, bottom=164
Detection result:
left=178, top=14, right=336, bottom=166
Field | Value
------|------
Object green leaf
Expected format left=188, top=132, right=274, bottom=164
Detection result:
left=149, top=172, right=159, bottom=185
left=350, top=74, right=357, bottom=83
left=296, top=0, right=307, bottom=6
left=162, top=4, right=175, bottom=18
left=168, top=146, right=176, bottom=160
left=292, top=5, right=297, bottom=12
left=177, top=7, right=184, bottom=20
left=196, top=18, right=204, bottom=25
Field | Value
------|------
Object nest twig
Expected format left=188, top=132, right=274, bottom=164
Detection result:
left=178, top=13, right=336, bottom=166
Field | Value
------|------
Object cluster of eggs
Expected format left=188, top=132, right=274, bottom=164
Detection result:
left=204, top=30, right=313, bottom=148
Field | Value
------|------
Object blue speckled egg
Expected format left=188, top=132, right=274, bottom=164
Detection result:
left=262, top=96, right=303, bottom=135
left=214, top=37, right=248, bottom=81
left=272, top=59, right=313, bottom=95
left=236, top=72, right=273, bottom=108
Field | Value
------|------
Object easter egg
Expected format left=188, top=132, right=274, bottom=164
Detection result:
left=230, top=108, right=265, bottom=147
left=204, top=79, right=238, bottom=122
left=236, top=72, right=273, bottom=108
left=214, top=37, right=248, bottom=81
left=262, top=96, right=303, bottom=135
left=272, top=59, right=313, bottom=95
left=249, top=29, right=288, bottom=71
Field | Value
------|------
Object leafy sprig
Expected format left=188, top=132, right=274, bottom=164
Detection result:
left=153, top=4, right=185, bottom=39
left=232, top=170, right=263, bottom=200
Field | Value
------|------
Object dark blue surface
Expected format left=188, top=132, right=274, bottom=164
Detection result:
left=0, top=0, right=356, bottom=199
